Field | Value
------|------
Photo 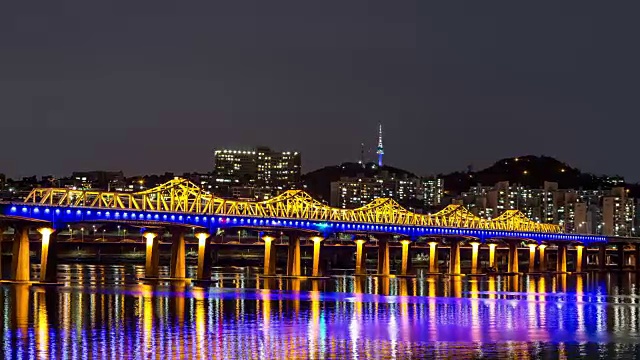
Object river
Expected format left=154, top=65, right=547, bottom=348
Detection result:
left=1, top=265, right=639, bottom=359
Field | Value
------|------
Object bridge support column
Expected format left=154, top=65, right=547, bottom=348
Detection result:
left=598, top=245, right=607, bottom=271
left=507, top=241, right=519, bottom=274
left=0, top=226, right=5, bottom=280
left=635, top=244, right=640, bottom=271
left=448, top=240, right=461, bottom=275
left=286, top=235, right=301, bottom=277
left=355, top=239, right=367, bottom=276
left=144, top=232, right=160, bottom=278
left=311, top=236, right=323, bottom=277
left=539, top=244, right=547, bottom=272
left=400, top=240, right=412, bottom=276
left=377, top=237, right=390, bottom=276
left=618, top=245, right=626, bottom=271
left=263, top=235, right=276, bottom=276
left=11, top=225, right=31, bottom=282
left=556, top=244, right=567, bottom=273
left=575, top=245, right=584, bottom=273
left=196, top=233, right=211, bottom=281
left=528, top=244, right=536, bottom=273
left=469, top=241, right=480, bottom=274
left=38, top=227, right=57, bottom=283
left=488, top=243, right=497, bottom=270
left=428, top=241, right=439, bottom=273
left=170, top=229, right=186, bottom=279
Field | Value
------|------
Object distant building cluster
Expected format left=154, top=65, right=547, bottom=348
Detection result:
left=330, top=171, right=443, bottom=211
left=212, top=146, right=301, bottom=200
left=453, top=180, right=637, bottom=237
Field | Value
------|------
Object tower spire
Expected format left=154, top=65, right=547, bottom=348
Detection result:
left=376, top=123, right=384, bottom=167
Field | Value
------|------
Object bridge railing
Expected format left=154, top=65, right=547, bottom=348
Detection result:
left=21, top=178, right=561, bottom=233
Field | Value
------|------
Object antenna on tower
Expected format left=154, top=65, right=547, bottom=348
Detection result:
left=358, top=142, right=365, bottom=166
left=376, top=123, right=384, bottom=167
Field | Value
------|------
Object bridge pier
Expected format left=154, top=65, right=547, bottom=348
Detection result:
left=0, top=226, right=5, bottom=280
left=311, top=236, right=323, bottom=277
left=617, top=245, right=626, bottom=271
left=428, top=241, right=439, bottom=273
left=528, top=244, right=536, bottom=273
left=286, top=234, right=301, bottom=277
left=448, top=240, right=461, bottom=276
left=11, top=224, right=31, bottom=282
left=469, top=241, right=480, bottom=275
left=399, top=240, right=412, bottom=276
left=196, top=232, right=212, bottom=281
left=38, top=227, right=58, bottom=283
left=598, top=245, right=607, bottom=271
left=538, top=244, right=547, bottom=272
left=635, top=244, right=640, bottom=271
left=263, top=235, right=276, bottom=276
left=556, top=244, right=567, bottom=273
left=488, top=243, right=497, bottom=270
left=144, top=232, right=160, bottom=278
left=507, top=241, right=519, bottom=274
left=355, top=239, right=367, bottom=276
left=575, top=245, right=584, bottom=273
left=376, top=237, right=390, bottom=276
left=170, top=229, right=186, bottom=279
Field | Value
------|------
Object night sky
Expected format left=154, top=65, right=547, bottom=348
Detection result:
left=1, top=2, right=639, bottom=180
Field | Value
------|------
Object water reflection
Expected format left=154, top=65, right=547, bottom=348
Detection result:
left=1, top=266, right=640, bottom=358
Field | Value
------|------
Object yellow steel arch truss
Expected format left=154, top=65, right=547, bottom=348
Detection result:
left=22, top=178, right=560, bottom=233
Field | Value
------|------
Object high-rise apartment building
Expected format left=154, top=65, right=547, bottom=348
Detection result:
left=330, top=176, right=398, bottom=209
left=421, top=177, right=444, bottom=208
left=213, top=146, right=301, bottom=199
left=456, top=181, right=638, bottom=236
left=601, top=187, right=635, bottom=237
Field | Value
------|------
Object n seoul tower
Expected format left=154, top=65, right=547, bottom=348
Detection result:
left=376, top=123, right=384, bottom=167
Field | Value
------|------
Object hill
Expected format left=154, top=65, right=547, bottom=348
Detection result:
left=442, top=155, right=626, bottom=193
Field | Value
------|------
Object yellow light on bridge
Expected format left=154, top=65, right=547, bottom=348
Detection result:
left=38, top=227, right=54, bottom=247
left=196, top=233, right=209, bottom=248
left=21, top=177, right=561, bottom=233
left=143, top=232, right=157, bottom=247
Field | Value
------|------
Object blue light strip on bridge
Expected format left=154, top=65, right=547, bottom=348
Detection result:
left=3, top=204, right=608, bottom=245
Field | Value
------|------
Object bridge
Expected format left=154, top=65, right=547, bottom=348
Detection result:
left=0, top=178, right=630, bottom=285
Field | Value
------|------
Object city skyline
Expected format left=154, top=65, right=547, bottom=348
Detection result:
left=1, top=3, right=639, bottom=358
left=0, top=147, right=633, bottom=183
left=1, top=2, right=640, bottom=180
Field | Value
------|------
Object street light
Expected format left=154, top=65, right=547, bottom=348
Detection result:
left=80, top=227, right=84, bottom=242
left=102, top=229, right=106, bottom=241
left=68, top=225, right=72, bottom=240
left=123, top=229, right=127, bottom=240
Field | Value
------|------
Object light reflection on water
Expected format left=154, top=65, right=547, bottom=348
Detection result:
left=1, top=266, right=640, bottom=358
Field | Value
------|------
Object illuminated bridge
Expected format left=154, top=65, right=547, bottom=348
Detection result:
left=0, top=178, right=624, bottom=285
